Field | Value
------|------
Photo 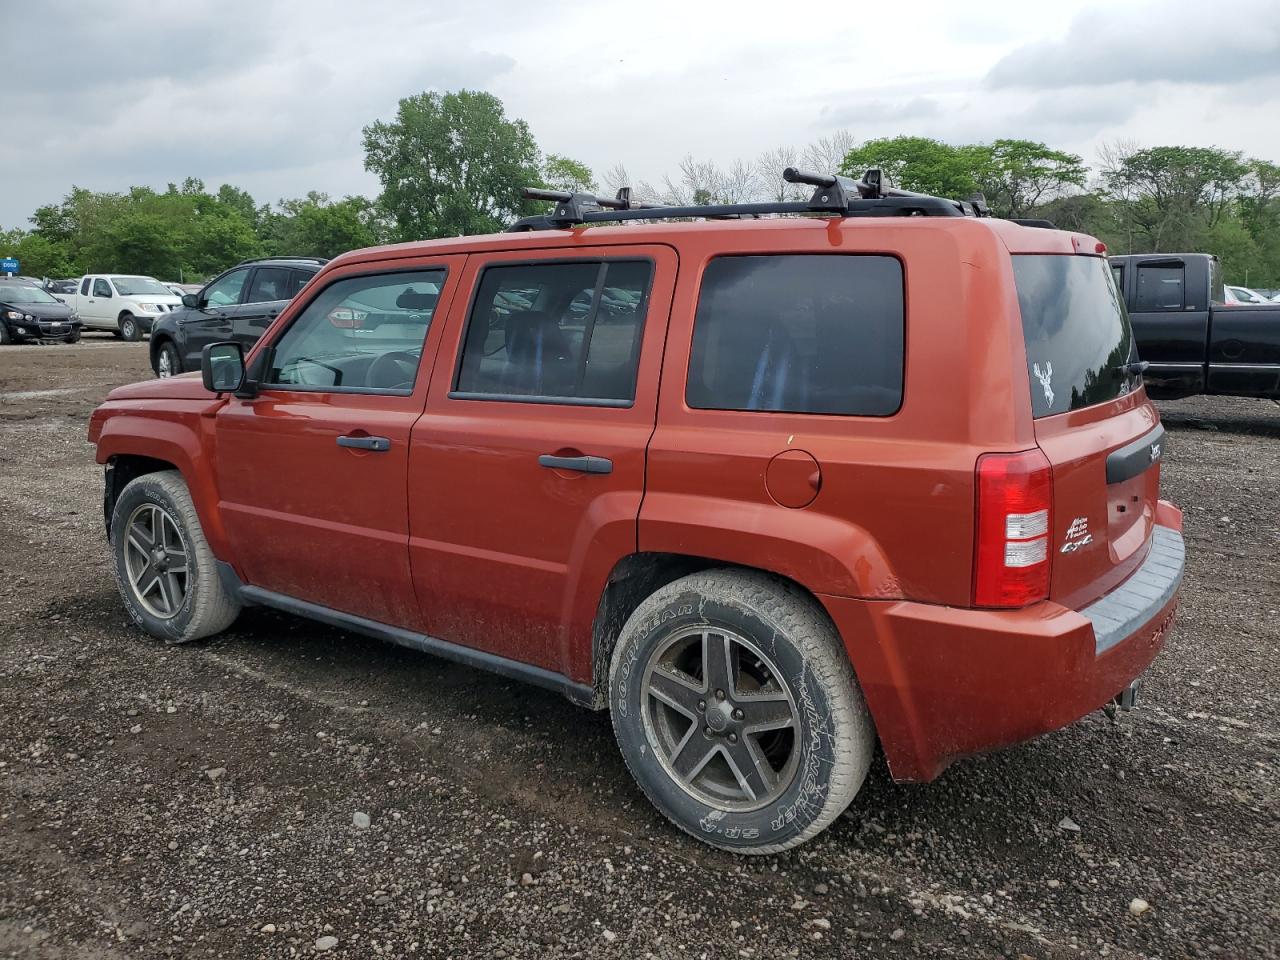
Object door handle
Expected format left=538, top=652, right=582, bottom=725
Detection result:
left=538, top=454, right=613, bottom=474
left=337, top=435, right=391, bottom=452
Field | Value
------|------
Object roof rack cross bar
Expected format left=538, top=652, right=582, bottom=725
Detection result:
left=507, top=167, right=991, bottom=231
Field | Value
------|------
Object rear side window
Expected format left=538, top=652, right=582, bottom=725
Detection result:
left=686, top=255, right=904, bottom=416
left=1013, top=255, right=1135, bottom=419
left=454, top=260, right=653, bottom=404
left=1134, top=264, right=1185, bottom=311
left=246, top=267, right=292, bottom=304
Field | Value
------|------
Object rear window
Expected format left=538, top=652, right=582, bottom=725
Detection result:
left=686, top=255, right=904, bottom=416
left=1013, top=255, right=1136, bottom=419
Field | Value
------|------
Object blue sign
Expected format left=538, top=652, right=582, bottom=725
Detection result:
left=0, top=257, right=18, bottom=273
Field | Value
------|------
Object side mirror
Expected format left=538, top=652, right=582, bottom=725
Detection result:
left=182, top=293, right=198, bottom=308
left=202, top=341, right=245, bottom=394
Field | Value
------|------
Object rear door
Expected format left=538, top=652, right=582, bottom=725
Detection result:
left=1123, top=256, right=1210, bottom=398
left=407, top=245, right=675, bottom=678
left=236, top=266, right=293, bottom=348
left=1014, top=253, right=1163, bottom=610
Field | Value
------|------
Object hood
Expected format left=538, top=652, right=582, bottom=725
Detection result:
left=2, top=299, right=75, bottom=320
left=105, top=371, right=213, bottom=402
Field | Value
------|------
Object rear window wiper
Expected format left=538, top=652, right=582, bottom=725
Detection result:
left=1114, top=360, right=1149, bottom=377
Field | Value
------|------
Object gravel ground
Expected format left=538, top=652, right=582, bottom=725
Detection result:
left=0, top=337, right=1276, bottom=960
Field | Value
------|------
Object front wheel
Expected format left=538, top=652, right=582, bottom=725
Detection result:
left=0, top=323, right=10, bottom=345
left=110, top=470, right=241, bottom=643
left=119, top=314, right=141, bottom=342
left=609, top=569, right=875, bottom=854
left=155, top=341, right=180, bottom=377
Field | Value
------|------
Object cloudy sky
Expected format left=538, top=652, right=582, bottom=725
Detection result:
left=2, top=0, right=1278, bottom=228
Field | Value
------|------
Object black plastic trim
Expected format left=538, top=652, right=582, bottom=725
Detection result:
left=215, top=562, right=595, bottom=707
left=1105, top=424, right=1166, bottom=484
left=448, top=390, right=633, bottom=408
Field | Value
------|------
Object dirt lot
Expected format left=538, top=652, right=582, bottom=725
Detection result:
left=0, top=337, right=1276, bottom=960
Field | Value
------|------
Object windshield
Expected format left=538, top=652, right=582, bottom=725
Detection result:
left=1013, top=255, right=1137, bottom=418
left=0, top=283, right=59, bottom=305
left=112, top=277, right=173, bottom=296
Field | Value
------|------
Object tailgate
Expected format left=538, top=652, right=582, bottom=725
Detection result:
left=1012, top=252, right=1161, bottom=610
left=1034, top=408, right=1163, bottom=609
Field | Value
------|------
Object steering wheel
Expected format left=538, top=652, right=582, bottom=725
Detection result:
left=366, top=351, right=420, bottom=390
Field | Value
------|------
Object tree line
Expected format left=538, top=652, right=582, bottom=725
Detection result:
left=4, top=88, right=1278, bottom=286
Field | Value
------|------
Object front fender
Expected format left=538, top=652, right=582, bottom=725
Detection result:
left=637, top=492, right=901, bottom=600
left=92, top=401, right=234, bottom=563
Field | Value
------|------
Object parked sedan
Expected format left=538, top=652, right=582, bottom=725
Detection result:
left=1224, top=284, right=1271, bottom=304
left=0, top=279, right=82, bottom=344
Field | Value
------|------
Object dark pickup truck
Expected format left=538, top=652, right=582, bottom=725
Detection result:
left=1111, top=252, right=1280, bottom=400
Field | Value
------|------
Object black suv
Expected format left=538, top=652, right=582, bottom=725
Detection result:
left=149, top=257, right=327, bottom=377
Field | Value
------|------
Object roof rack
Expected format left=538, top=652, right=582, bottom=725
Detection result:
left=235, top=255, right=331, bottom=266
left=507, top=168, right=991, bottom=232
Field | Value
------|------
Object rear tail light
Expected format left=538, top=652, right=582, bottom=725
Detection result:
left=973, top=448, right=1053, bottom=608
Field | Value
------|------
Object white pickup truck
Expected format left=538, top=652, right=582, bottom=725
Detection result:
left=58, top=275, right=182, bottom=341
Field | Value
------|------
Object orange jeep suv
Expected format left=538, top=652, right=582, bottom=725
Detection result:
left=88, top=169, right=1184, bottom=853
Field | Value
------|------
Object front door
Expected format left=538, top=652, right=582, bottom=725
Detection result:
left=408, top=245, right=676, bottom=678
left=180, top=267, right=250, bottom=369
left=81, top=277, right=114, bottom=327
left=215, top=256, right=464, bottom=629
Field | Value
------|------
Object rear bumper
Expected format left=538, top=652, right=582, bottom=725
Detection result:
left=821, top=504, right=1185, bottom=783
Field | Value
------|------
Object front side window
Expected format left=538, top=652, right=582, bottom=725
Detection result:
left=245, top=267, right=291, bottom=304
left=1134, top=264, right=1185, bottom=311
left=686, top=255, right=905, bottom=416
left=203, top=268, right=249, bottom=307
left=93, top=278, right=112, bottom=298
left=455, top=260, right=653, bottom=403
left=1013, top=254, right=1135, bottom=418
left=266, top=269, right=445, bottom=393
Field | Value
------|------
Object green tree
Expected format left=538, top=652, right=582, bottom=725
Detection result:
left=977, top=139, right=1087, bottom=218
left=541, top=154, right=596, bottom=194
left=838, top=136, right=989, bottom=198
left=1102, top=145, right=1249, bottom=251
left=264, top=192, right=381, bottom=258
left=363, top=89, right=542, bottom=240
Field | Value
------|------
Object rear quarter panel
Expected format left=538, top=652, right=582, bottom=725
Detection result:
left=642, top=218, right=1039, bottom=608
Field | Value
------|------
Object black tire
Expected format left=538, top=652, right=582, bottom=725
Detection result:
left=110, top=470, right=241, bottom=643
left=609, top=569, right=875, bottom=854
left=154, top=340, right=180, bottom=378
left=0, top=323, right=10, bottom=345
left=119, top=314, right=141, bottom=342
left=67, top=328, right=81, bottom=344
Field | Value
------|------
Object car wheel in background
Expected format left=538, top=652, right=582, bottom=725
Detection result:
left=119, top=314, right=141, bottom=342
left=608, top=569, right=876, bottom=854
left=67, top=328, right=81, bottom=344
left=155, top=341, right=180, bottom=378
left=0, top=323, right=10, bottom=345
left=110, top=470, right=242, bottom=643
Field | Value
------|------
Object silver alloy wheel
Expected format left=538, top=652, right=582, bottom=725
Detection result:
left=157, top=348, right=173, bottom=377
left=121, top=317, right=136, bottom=339
left=122, top=502, right=189, bottom=619
left=641, top=625, right=800, bottom=811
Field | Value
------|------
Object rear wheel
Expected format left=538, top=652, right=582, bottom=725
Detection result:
left=155, top=341, right=180, bottom=377
left=608, top=569, right=875, bottom=854
left=110, top=470, right=241, bottom=643
left=119, top=314, right=141, bottom=342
